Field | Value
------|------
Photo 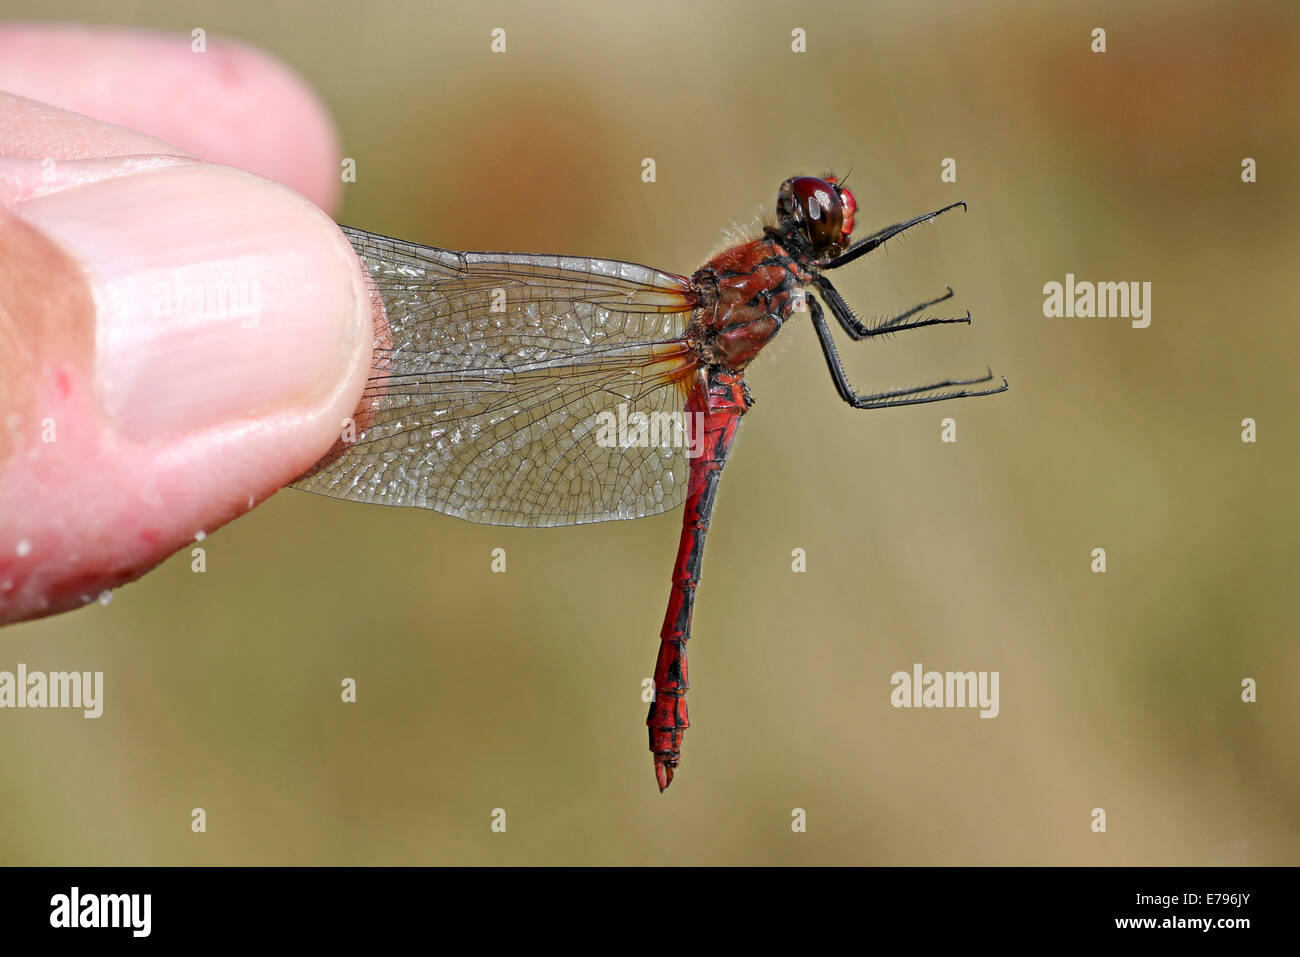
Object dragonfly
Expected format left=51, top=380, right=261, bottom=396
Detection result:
left=293, top=174, right=1007, bottom=790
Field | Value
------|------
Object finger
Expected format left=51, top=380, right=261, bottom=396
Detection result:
left=0, top=23, right=341, bottom=211
left=0, top=91, right=195, bottom=211
left=0, top=128, right=373, bottom=625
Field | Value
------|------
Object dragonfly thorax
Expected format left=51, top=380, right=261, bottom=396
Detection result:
left=690, top=237, right=809, bottom=371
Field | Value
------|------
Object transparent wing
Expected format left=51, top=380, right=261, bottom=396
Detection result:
left=292, top=226, right=703, bottom=527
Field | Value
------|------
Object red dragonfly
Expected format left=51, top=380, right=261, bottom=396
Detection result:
left=294, top=175, right=1007, bottom=790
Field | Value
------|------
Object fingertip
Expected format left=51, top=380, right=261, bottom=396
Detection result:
left=0, top=164, right=371, bottom=625
left=0, top=24, right=341, bottom=210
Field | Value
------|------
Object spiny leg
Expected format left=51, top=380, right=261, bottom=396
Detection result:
left=823, top=201, right=966, bottom=271
left=815, top=276, right=970, bottom=339
left=807, top=294, right=1008, bottom=409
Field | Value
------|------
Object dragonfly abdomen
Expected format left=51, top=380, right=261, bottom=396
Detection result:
left=647, top=368, right=748, bottom=791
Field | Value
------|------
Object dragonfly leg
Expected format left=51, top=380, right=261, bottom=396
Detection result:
left=808, top=294, right=1008, bottom=410
left=823, top=201, right=966, bottom=270
left=815, top=277, right=970, bottom=340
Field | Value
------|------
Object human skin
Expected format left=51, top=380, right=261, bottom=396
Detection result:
left=0, top=25, right=376, bottom=625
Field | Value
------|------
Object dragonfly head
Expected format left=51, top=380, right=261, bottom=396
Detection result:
left=775, top=175, right=857, bottom=264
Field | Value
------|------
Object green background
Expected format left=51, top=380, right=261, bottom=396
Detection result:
left=2, top=0, right=1297, bottom=864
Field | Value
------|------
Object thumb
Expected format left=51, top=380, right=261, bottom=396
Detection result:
left=0, top=96, right=372, bottom=625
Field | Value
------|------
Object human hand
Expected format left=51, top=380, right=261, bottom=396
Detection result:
left=0, top=25, right=374, bottom=625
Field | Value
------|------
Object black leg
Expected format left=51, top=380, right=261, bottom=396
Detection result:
left=815, top=277, right=970, bottom=340
left=824, top=201, right=966, bottom=271
left=808, top=294, right=1008, bottom=409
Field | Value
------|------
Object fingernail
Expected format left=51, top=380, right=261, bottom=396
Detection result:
left=15, top=163, right=364, bottom=441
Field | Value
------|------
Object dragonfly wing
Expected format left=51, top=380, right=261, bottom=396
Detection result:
left=292, top=227, right=703, bottom=527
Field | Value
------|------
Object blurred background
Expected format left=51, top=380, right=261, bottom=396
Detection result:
left=1, top=0, right=1297, bottom=865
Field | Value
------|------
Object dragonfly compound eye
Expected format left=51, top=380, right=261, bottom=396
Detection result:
left=826, top=177, right=857, bottom=244
left=779, top=176, right=845, bottom=254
